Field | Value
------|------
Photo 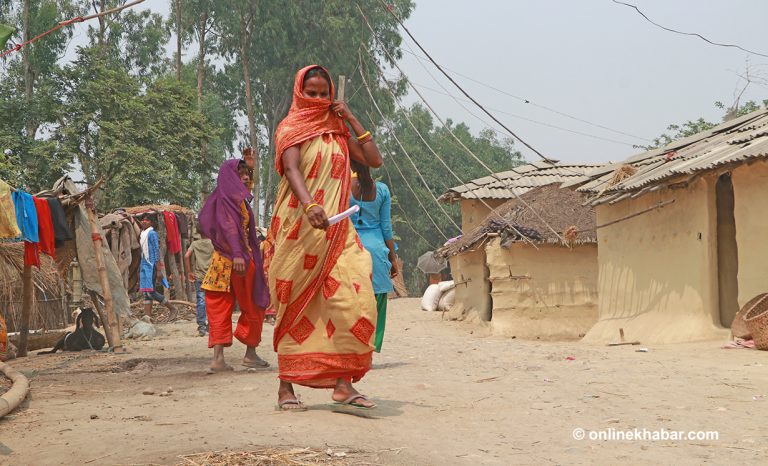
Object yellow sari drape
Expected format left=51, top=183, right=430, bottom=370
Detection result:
left=264, top=133, right=376, bottom=388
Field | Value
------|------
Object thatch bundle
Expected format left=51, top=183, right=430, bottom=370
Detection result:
left=437, top=184, right=597, bottom=258
left=0, top=243, right=70, bottom=333
left=121, top=204, right=195, bottom=216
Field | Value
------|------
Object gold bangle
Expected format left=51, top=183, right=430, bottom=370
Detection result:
left=356, top=131, right=371, bottom=141
left=303, top=203, right=319, bottom=213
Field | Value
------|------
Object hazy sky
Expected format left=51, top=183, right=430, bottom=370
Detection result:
left=64, top=0, right=768, bottom=165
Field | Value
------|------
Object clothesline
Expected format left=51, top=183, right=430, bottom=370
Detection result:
left=0, top=0, right=146, bottom=59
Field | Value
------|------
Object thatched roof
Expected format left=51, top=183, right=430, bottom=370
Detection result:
left=437, top=183, right=596, bottom=258
left=120, top=204, right=195, bottom=216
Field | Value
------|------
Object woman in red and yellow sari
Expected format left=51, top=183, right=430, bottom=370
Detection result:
left=263, top=65, right=383, bottom=410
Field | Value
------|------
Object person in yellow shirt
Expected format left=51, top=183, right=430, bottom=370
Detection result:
left=198, top=159, right=270, bottom=374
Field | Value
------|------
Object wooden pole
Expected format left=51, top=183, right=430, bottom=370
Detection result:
left=337, top=75, right=346, bottom=101
left=85, top=196, right=122, bottom=352
left=17, top=265, right=33, bottom=357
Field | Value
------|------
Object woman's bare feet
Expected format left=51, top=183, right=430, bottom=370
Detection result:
left=209, top=344, right=230, bottom=372
left=331, top=378, right=376, bottom=408
left=277, top=381, right=306, bottom=411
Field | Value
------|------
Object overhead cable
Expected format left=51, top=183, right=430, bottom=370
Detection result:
left=612, top=0, right=768, bottom=59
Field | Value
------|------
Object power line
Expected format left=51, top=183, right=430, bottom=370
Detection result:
left=365, top=121, right=450, bottom=241
left=380, top=162, right=442, bottom=250
left=362, top=104, right=463, bottom=234
left=612, top=0, right=768, bottom=59
left=385, top=67, right=639, bottom=147
left=396, top=45, right=653, bottom=142
left=1, top=0, right=146, bottom=58
left=359, top=50, right=556, bottom=247
left=371, top=1, right=554, bottom=163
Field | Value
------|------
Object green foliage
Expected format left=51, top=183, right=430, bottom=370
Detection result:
left=640, top=99, right=768, bottom=150
left=209, top=0, right=414, bottom=214
left=55, top=48, right=214, bottom=209
left=0, top=0, right=527, bottom=296
left=0, top=0, right=81, bottom=190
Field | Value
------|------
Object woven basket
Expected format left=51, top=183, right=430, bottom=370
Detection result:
left=743, top=293, right=768, bottom=350
left=731, top=294, right=766, bottom=339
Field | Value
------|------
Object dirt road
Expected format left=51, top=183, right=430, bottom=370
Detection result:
left=1, top=298, right=766, bottom=465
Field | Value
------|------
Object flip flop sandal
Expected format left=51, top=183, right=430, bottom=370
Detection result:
left=205, top=365, right=234, bottom=375
left=334, top=394, right=376, bottom=410
left=276, top=398, right=308, bottom=412
left=241, top=358, right=270, bottom=370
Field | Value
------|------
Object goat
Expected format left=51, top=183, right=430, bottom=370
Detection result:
left=39, top=308, right=106, bottom=354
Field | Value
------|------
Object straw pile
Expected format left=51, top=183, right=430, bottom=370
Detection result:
left=176, top=446, right=376, bottom=466
left=122, top=204, right=195, bottom=216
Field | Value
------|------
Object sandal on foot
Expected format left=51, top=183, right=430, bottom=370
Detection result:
left=276, top=398, right=307, bottom=412
left=334, top=394, right=376, bottom=410
left=205, top=365, right=234, bottom=375
left=242, top=357, right=269, bottom=369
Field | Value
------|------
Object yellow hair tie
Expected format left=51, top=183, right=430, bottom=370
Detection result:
left=356, top=131, right=371, bottom=141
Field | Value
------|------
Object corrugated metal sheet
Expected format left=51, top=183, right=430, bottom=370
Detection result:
left=573, top=109, right=768, bottom=204
left=440, top=162, right=603, bottom=201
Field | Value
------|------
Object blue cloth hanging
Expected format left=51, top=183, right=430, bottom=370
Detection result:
left=12, top=191, right=38, bottom=242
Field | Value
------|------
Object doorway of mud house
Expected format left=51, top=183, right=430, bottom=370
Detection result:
left=716, top=172, right=739, bottom=327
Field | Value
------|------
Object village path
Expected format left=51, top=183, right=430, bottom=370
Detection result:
left=1, top=298, right=767, bottom=465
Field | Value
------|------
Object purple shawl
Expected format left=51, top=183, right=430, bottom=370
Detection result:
left=198, top=159, right=269, bottom=308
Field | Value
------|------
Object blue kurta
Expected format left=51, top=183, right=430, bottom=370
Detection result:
left=139, top=229, right=161, bottom=292
left=350, top=182, right=393, bottom=294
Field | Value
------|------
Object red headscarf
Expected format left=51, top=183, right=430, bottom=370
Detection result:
left=274, top=65, right=350, bottom=175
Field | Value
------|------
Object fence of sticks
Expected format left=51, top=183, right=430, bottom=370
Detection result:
left=0, top=242, right=69, bottom=333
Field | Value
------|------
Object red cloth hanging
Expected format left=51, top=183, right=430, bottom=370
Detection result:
left=32, top=196, right=55, bottom=260
left=24, top=241, right=40, bottom=268
left=163, top=211, right=182, bottom=254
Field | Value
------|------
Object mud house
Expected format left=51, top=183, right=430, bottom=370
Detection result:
left=438, top=161, right=600, bottom=233
left=438, top=162, right=600, bottom=328
left=438, top=184, right=598, bottom=340
left=564, top=108, right=768, bottom=344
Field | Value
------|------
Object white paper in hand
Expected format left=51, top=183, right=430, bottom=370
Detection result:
left=328, top=205, right=360, bottom=225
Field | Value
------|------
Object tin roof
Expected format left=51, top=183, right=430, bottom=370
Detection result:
left=566, top=108, right=768, bottom=205
left=439, top=161, right=603, bottom=202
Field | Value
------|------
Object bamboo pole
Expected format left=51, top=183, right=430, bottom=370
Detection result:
left=337, top=75, right=346, bottom=100
left=17, top=264, right=33, bottom=357
left=85, top=196, right=122, bottom=352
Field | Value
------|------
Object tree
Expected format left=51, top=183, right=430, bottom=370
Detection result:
left=56, top=47, right=215, bottom=209
left=211, top=0, right=415, bottom=225
left=0, top=0, right=81, bottom=190
left=641, top=99, right=768, bottom=150
left=84, top=0, right=170, bottom=82
left=172, top=0, right=222, bottom=196
left=377, top=104, right=524, bottom=293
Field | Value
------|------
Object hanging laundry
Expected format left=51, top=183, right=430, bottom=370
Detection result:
left=33, top=196, right=55, bottom=259
left=176, top=212, right=189, bottom=239
left=46, top=197, right=73, bottom=246
left=163, top=210, right=182, bottom=254
left=0, top=179, right=21, bottom=238
left=12, top=190, right=38, bottom=242
left=24, top=241, right=40, bottom=268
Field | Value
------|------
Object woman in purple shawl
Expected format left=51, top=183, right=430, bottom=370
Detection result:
left=198, top=159, right=270, bottom=373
